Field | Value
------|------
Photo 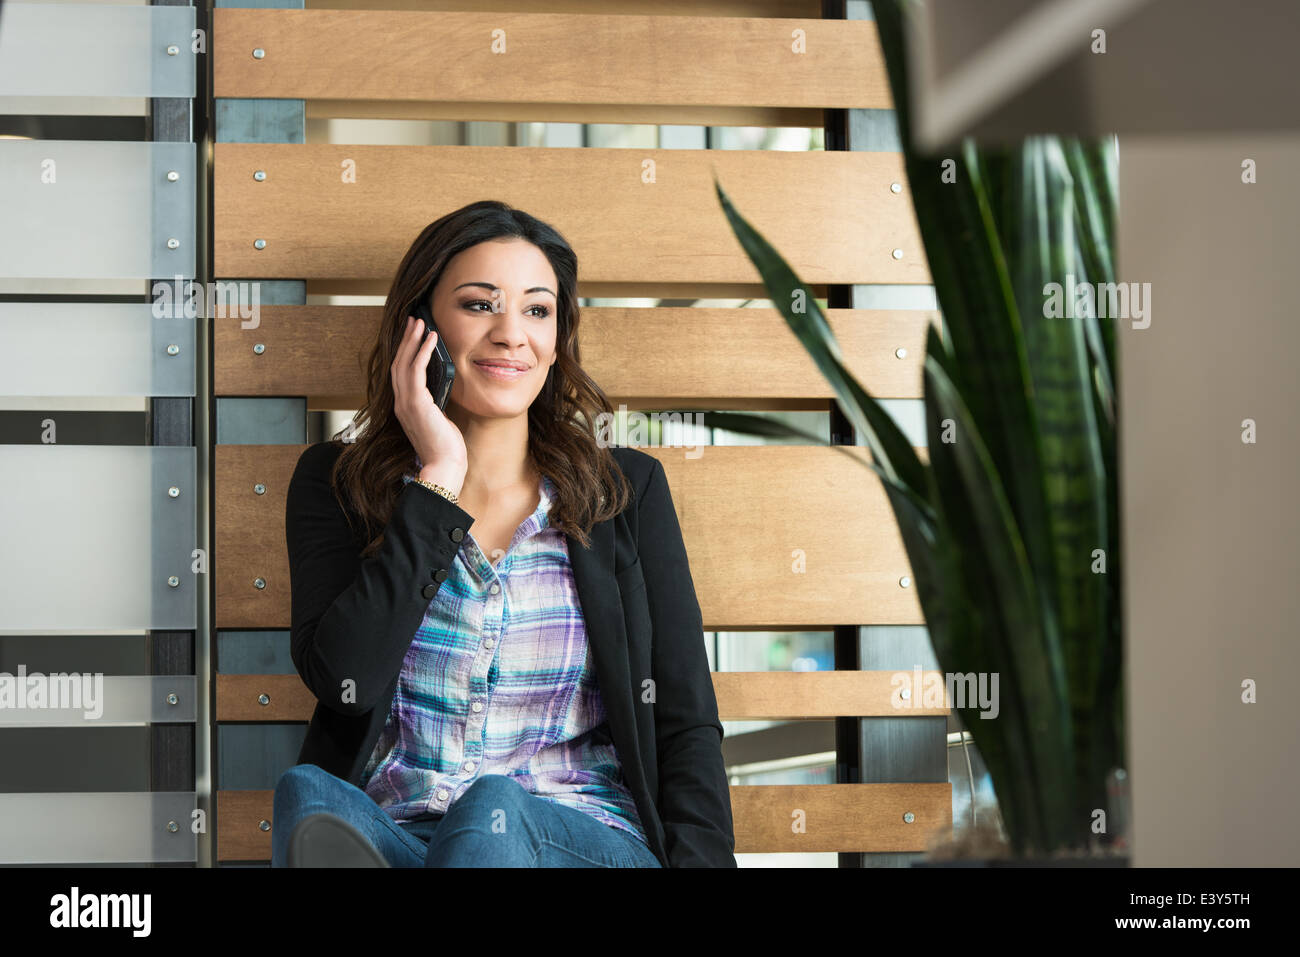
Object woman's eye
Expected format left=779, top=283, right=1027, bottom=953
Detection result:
left=463, top=300, right=550, bottom=318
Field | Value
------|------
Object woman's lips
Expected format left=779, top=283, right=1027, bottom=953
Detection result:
left=473, top=360, right=529, bottom=381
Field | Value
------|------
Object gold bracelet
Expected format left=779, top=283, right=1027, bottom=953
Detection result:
left=412, top=478, right=460, bottom=505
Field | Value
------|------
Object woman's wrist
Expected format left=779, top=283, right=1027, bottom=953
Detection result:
left=418, top=462, right=466, bottom=499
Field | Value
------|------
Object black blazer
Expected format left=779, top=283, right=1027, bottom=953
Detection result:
left=284, top=440, right=736, bottom=867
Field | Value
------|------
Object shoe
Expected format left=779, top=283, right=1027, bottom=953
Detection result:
left=287, top=812, right=390, bottom=867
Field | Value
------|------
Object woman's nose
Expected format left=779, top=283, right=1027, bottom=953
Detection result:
left=488, top=306, right=528, bottom=343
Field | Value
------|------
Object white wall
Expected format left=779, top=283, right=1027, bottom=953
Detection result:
left=1120, top=133, right=1300, bottom=866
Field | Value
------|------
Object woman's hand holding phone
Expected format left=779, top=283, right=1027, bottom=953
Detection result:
left=392, top=314, right=468, bottom=496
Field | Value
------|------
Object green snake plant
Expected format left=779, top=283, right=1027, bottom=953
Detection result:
left=704, top=0, right=1124, bottom=857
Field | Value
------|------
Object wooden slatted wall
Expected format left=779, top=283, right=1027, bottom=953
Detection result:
left=212, top=0, right=949, bottom=863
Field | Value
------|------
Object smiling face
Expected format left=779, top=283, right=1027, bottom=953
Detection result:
left=426, top=237, right=560, bottom=419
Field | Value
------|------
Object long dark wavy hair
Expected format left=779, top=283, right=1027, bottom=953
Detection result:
left=327, top=200, right=631, bottom=557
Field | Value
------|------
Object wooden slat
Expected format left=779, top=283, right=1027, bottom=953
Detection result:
left=215, top=445, right=295, bottom=633
left=214, top=11, right=891, bottom=111
left=217, top=671, right=951, bottom=723
left=218, top=674, right=318, bottom=722
left=731, top=783, right=951, bottom=853
left=216, top=783, right=952, bottom=860
left=305, top=0, right=821, bottom=16
left=658, top=446, right=926, bottom=627
left=712, top=671, right=950, bottom=718
left=215, top=444, right=926, bottom=629
left=292, top=2, right=825, bottom=122
left=217, top=791, right=276, bottom=863
left=213, top=144, right=928, bottom=285
left=214, top=305, right=937, bottom=409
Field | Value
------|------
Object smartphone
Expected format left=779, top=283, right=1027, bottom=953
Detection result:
left=412, top=298, right=456, bottom=411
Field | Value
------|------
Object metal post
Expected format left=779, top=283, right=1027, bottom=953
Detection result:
left=147, top=0, right=198, bottom=868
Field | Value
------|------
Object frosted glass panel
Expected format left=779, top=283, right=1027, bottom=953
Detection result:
left=0, top=446, right=197, bottom=631
left=0, top=141, right=195, bottom=280
left=0, top=792, right=197, bottom=863
left=0, top=302, right=195, bottom=398
left=0, top=3, right=196, bottom=100
left=0, top=675, right=196, bottom=726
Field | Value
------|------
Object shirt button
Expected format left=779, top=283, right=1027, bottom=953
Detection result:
left=450, top=527, right=465, bottom=542
left=489, top=583, right=500, bottom=595
left=436, top=789, right=449, bottom=801
left=484, top=638, right=495, bottom=649
left=432, top=568, right=448, bottom=583
left=463, top=761, right=475, bottom=772
left=421, top=584, right=436, bottom=599
left=471, top=701, right=483, bottom=713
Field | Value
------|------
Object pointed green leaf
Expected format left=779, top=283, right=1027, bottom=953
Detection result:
left=712, top=176, right=928, bottom=500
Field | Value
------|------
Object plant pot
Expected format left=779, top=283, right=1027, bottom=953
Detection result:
left=912, top=814, right=1130, bottom=866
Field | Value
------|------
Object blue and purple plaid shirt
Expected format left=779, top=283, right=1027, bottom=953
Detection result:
left=359, top=467, right=648, bottom=846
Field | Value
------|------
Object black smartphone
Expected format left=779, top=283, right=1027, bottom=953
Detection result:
left=412, top=298, right=456, bottom=411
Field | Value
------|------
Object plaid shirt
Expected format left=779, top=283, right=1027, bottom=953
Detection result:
left=359, top=467, right=648, bottom=847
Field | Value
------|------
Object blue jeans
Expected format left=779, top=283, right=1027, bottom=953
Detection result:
left=271, top=763, right=662, bottom=868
